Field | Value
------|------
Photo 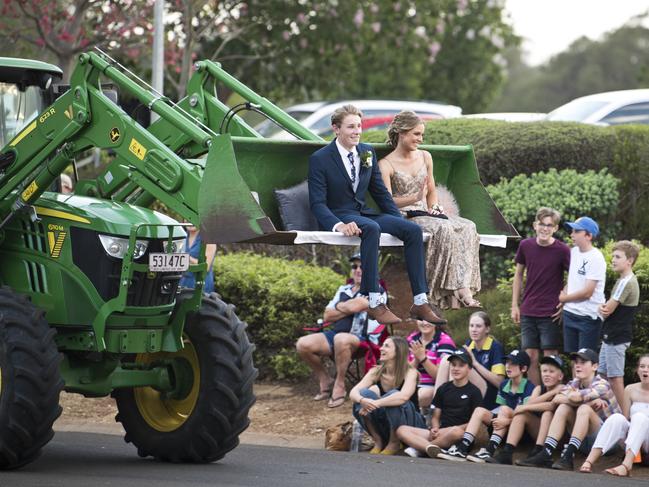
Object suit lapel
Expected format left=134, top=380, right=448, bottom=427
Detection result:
left=357, top=143, right=372, bottom=191
left=330, top=139, right=353, bottom=189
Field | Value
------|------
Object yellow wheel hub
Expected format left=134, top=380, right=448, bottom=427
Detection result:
left=134, top=336, right=200, bottom=432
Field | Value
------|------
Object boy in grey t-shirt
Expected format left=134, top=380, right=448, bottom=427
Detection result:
left=599, top=240, right=640, bottom=405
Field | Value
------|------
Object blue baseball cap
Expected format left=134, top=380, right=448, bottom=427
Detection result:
left=564, top=216, right=599, bottom=237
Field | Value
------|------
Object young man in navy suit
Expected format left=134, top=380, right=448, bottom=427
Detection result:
left=308, top=104, right=445, bottom=325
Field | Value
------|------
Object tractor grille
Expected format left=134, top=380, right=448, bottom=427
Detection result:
left=70, top=227, right=181, bottom=306
left=20, top=219, right=47, bottom=253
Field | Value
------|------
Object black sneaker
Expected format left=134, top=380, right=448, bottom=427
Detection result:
left=551, top=454, right=574, bottom=471
left=525, top=445, right=543, bottom=459
left=516, top=449, right=553, bottom=468
left=467, top=447, right=492, bottom=463
left=491, top=450, right=512, bottom=465
left=438, top=444, right=468, bottom=461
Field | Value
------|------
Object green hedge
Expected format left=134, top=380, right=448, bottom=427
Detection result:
left=213, top=252, right=343, bottom=380
left=364, top=119, right=649, bottom=241
left=479, top=168, right=620, bottom=285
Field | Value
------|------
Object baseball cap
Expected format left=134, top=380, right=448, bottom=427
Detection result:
left=505, top=349, right=531, bottom=367
left=540, top=354, right=564, bottom=369
left=570, top=348, right=599, bottom=364
left=564, top=216, right=599, bottom=237
left=349, top=252, right=361, bottom=262
left=448, top=349, right=473, bottom=368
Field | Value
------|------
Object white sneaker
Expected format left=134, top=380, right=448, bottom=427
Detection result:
left=425, top=444, right=442, bottom=458
left=404, top=446, right=424, bottom=458
left=467, top=447, right=492, bottom=463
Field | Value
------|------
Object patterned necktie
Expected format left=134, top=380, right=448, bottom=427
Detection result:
left=347, top=152, right=356, bottom=183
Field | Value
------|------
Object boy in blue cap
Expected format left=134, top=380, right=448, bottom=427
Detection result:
left=559, top=216, right=606, bottom=352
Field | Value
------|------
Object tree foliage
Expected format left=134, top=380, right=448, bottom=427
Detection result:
left=196, top=0, right=518, bottom=112
left=490, top=18, right=649, bottom=112
left=0, top=0, right=155, bottom=80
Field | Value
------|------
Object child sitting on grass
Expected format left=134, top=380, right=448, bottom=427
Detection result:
left=396, top=348, right=482, bottom=458
left=518, top=348, right=621, bottom=471
left=437, top=350, right=535, bottom=462
left=490, top=355, right=565, bottom=465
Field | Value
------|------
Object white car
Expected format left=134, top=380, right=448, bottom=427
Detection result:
left=546, top=89, right=649, bottom=125
left=463, top=112, right=546, bottom=122
left=256, top=99, right=462, bottom=139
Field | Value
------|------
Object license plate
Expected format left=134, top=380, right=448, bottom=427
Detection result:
left=148, top=253, right=189, bottom=272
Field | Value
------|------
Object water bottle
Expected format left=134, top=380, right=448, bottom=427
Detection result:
left=350, top=420, right=362, bottom=452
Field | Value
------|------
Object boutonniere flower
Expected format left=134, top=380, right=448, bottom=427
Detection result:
left=360, top=151, right=373, bottom=168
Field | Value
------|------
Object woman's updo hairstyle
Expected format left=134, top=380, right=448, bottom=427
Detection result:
left=387, top=110, right=423, bottom=148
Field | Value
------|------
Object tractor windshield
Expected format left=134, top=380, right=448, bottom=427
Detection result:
left=0, top=83, right=44, bottom=148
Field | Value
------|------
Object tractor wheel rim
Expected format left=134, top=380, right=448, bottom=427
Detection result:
left=133, top=336, right=200, bottom=432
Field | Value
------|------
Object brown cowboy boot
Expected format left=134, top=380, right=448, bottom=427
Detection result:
left=409, top=303, right=447, bottom=325
left=367, top=303, right=402, bottom=325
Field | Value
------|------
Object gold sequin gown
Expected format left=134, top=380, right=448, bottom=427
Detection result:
left=390, top=162, right=481, bottom=309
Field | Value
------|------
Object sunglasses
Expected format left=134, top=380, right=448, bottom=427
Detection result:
left=351, top=264, right=361, bottom=270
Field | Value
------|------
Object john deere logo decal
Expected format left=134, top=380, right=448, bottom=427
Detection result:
left=109, top=127, right=121, bottom=143
left=47, top=224, right=67, bottom=258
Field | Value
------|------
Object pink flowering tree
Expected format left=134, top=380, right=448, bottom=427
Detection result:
left=0, top=0, right=155, bottom=81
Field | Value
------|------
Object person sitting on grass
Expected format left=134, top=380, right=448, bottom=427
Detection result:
left=580, top=354, right=649, bottom=477
left=350, top=336, right=425, bottom=455
left=407, top=319, right=456, bottom=415
left=396, top=348, right=482, bottom=458
left=437, top=349, right=535, bottom=462
left=491, top=355, right=566, bottom=465
left=435, top=311, right=506, bottom=411
left=518, top=348, right=621, bottom=471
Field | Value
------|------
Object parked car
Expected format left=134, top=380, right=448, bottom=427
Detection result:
left=546, top=89, right=649, bottom=126
left=462, top=112, right=546, bottom=122
left=255, top=99, right=461, bottom=139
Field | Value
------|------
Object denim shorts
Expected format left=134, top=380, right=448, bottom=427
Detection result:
left=520, top=315, right=561, bottom=350
left=598, top=342, right=630, bottom=378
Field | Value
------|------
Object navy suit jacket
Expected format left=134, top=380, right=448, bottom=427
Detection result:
left=308, top=139, right=402, bottom=231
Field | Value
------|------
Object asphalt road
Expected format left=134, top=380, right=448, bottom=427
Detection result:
left=0, top=432, right=646, bottom=487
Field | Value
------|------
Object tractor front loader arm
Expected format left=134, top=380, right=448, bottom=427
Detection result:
left=0, top=52, right=270, bottom=242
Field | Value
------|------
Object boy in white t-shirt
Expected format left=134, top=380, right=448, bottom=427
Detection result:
left=558, top=217, right=606, bottom=353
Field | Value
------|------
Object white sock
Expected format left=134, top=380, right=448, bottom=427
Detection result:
left=369, top=292, right=383, bottom=308
left=413, top=293, right=428, bottom=306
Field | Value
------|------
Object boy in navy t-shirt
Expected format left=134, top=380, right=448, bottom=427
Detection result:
left=438, top=350, right=534, bottom=462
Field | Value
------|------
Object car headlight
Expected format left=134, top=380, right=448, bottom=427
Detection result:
left=98, top=235, right=149, bottom=260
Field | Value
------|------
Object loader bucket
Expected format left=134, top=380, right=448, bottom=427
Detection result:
left=199, top=135, right=518, bottom=244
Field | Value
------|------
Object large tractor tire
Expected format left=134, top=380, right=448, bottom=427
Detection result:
left=113, top=293, right=257, bottom=462
left=0, top=287, right=63, bottom=470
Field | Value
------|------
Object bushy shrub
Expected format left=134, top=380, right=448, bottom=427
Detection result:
left=487, top=168, right=620, bottom=241
left=214, top=252, right=343, bottom=379
left=480, top=168, right=620, bottom=283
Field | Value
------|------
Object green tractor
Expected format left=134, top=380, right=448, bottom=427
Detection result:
left=0, top=54, right=257, bottom=469
left=0, top=51, right=516, bottom=471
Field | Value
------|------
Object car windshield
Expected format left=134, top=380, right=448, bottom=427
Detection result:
left=0, top=83, right=44, bottom=148
left=546, top=99, right=608, bottom=122
left=254, top=110, right=313, bottom=137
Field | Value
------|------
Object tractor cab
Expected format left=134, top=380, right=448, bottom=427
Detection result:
left=0, top=58, right=62, bottom=148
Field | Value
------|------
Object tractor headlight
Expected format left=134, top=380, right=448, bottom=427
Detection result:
left=98, top=235, right=149, bottom=260
left=170, top=238, right=185, bottom=253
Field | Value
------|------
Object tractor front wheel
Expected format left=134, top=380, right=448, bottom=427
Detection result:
left=0, top=287, right=63, bottom=470
left=113, top=293, right=257, bottom=462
